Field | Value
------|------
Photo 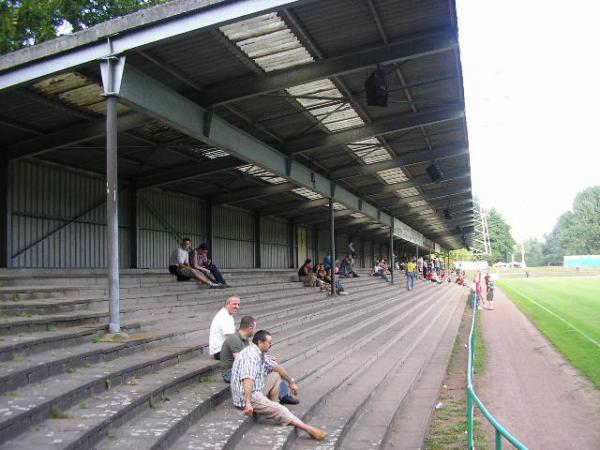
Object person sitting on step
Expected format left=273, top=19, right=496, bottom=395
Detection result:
left=231, top=330, right=326, bottom=441
left=373, top=259, right=389, bottom=282
left=209, top=296, right=240, bottom=360
left=192, top=243, right=230, bottom=287
left=339, top=254, right=359, bottom=278
left=298, top=258, right=317, bottom=287
left=168, top=238, right=221, bottom=288
left=221, top=317, right=299, bottom=405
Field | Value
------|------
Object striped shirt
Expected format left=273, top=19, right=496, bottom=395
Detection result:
left=230, top=343, right=275, bottom=407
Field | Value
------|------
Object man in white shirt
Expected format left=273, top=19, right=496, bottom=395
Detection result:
left=209, top=296, right=241, bottom=360
left=168, top=238, right=220, bottom=287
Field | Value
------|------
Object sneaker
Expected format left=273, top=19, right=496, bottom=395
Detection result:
left=338, top=291, right=348, bottom=296
left=280, top=395, right=300, bottom=405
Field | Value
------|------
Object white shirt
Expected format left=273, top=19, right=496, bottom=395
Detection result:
left=209, top=307, right=235, bottom=355
left=169, top=247, right=189, bottom=266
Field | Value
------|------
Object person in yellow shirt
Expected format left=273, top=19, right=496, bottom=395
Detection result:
left=406, top=258, right=417, bottom=290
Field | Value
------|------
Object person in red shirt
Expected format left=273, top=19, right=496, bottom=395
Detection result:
left=475, top=279, right=483, bottom=310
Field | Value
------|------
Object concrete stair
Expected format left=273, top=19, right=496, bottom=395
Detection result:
left=0, top=268, right=468, bottom=450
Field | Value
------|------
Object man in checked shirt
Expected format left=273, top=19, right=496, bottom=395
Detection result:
left=230, top=329, right=326, bottom=440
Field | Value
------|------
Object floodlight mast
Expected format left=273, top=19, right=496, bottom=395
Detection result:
left=472, top=204, right=491, bottom=261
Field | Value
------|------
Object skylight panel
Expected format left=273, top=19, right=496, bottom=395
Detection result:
left=292, top=187, right=323, bottom=200
left=351, top=212, right=365, bottom=219
left=408, top=200, right=427, bottom=207
left=238, top=164, right=288, bottom=184
left=395, top=187, right=420, bottom=197
left=332, top=202, right=347, bottom=210
left=377, top=168, right=409, bottom=184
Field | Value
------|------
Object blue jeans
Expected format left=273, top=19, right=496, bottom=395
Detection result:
left=407, top=272, right=415, bottom=290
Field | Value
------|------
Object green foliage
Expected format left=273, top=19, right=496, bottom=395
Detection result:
left=487, top=208, right=516, bottom=264
left=543, top=186, right=600, bottom=264
left=0, top=0, right=168, bottom=55
left=523, top=237, right=546, bottom=267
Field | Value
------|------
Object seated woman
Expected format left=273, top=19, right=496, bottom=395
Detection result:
left=373, top=259, right=389, bottom=282
left=298, top=259, right=317, bottom=287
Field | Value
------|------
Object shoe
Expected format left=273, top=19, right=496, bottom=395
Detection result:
left=338, top=291, right=348, bottom=296
left=477, top=306, right=483, bottom=310
left=307, top=426, right=327, bottom=441
left=352, top=273, right=359, bottom=278
left=280, top=395, right=300, bottom=405
left=222, top=283, right=232, bottom=288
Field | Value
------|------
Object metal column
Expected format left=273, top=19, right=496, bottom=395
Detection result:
left=0, top=158, right=11, bottom=268
left=389, top=225, right=394, bottom=284
left=106, top=94, right=120, bottom=333
left=329, top=198, right=336, bottom=296
left=206, top=197, right=213, bottom=250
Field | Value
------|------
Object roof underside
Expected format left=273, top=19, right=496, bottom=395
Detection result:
left=0, top=0, right=473, bottom=250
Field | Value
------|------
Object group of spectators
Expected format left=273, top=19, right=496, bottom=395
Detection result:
left=169, top=238, right=230, bottom=288
left=473, top=272, right=495, bottom=310
left=298, top=257, right=349, bottom=295
left=208, top=296, right=327, bottom=441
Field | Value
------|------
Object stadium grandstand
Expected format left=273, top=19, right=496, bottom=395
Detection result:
left=0, top=0, right=475, bottom=448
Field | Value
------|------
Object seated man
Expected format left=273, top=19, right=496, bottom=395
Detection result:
left=339, top=254, right=359, bottom=278
left=169, top=238, right=220, bottom=287
left=209, top=296, right=240, bottom=360
left=231, top=330, right=326, bottom=441
left=192, top=243, right=229, bottom=287
left=221, top=317, right=299, bottom=405
left=373, top=259, right=389, bottom=282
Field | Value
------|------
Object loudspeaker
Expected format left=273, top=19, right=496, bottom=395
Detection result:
left=426, top=164, right=445, bottom=182
left=365, top=70, right=388, bottom=107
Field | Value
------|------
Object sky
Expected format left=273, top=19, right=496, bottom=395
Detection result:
left=456, top=0, right=600, bottom=242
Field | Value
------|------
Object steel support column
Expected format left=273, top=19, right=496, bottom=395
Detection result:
left=390, top=225, right=394, bottom=285
left=206, top=197, right=214, bottom=251
left=288, top=221, right=296, bottom=268
left=0, top=158, right=11, bottom=268
left=329, top=197, right=336, bottom=297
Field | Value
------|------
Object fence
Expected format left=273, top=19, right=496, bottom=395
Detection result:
left=467, top=293, right=528, bottom=449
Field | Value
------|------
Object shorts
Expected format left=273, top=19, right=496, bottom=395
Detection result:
left=251, top=372, right=296, bottom=425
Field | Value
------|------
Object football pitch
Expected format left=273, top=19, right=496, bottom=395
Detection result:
left=496, top=277, right=600, bottom=390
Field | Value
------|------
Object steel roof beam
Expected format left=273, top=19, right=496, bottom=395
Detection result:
left=294, top=208, right=355, bottom=226
left=200, top=30, right=457, bottom=106
left=380, top=184, right=472, bottom=209
left=282, top=107, right=464, bottom=155
left=5, top=112, right=149, bottom=160
left=260, top=198, right=329, bottom=217
left=330, top=143, right=467, bottom=181
left=212, top=183, right=293, bottom=205
left=359, top=167, right=469, bottom=197
left=136, top=156, right=244, bottom=189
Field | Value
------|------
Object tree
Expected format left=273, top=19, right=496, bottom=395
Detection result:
left=523, top=237, right=545, bottom=267
left=543, top=186, right=600, bottom=263
left=486, top=208, right=516, bottom=265
left=0, top=0, right=167, bottom=55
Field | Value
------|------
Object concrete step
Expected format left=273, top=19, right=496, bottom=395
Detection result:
left=0, top=280, right=401, bottom=392
left=232, top=286, right=458, bottom=449
left=0, top=283, right=430, bottom=449
left=0, top=276, right=382, bottom=335
left=170, top=284, right=442, bottom=450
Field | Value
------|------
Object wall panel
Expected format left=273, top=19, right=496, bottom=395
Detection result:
left=213, top=206, right=254, bottom=268
left=260, top=217, right=289, bottom=268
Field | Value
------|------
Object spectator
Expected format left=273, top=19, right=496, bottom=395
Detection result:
left=298, top=259, right=317, bottom=287
left=339, top=254, right=359, bottom=278
left=209, top=296, right=240, bottom=360
left=193, top=243, right=230, bottom=287
left=373, top=259, right=389, bottom=282
left=484, top=272, right=491, bottom=288
left=406, top=258, right=417, bottom=290
left=169, top=238, right=221, bottom=287
left=347, top=241, right=356, bottom=258
left=474, top=279, right=483, bottom=310
left=221, top=315, right=255, bottom=383
left=486, top=282, right=495, bottom=310
left=231, top=330, right=326, bottom=441
left=323, top=255, right=332, bottom=271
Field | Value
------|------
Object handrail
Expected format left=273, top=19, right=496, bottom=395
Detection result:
left=467, top=293, right=529, bottom=450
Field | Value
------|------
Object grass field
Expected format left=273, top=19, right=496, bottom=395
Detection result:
left=496, top=277, right=600, bottom=389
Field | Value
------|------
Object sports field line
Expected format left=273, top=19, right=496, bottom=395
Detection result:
left=502, top=285, right=600, bottom=350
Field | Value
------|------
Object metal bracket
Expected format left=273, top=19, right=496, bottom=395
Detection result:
left=330, top=182, right=336, bottom=198
left=100, top=55, right=126, bottom=97
left=286, top=158, right=293, bottom=177
left=358, top=199, right=363, bottom=211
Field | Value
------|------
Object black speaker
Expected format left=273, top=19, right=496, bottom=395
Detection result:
left=426, top=164, right=445, bottom=182
left=365, top=70, right=388, bottom=107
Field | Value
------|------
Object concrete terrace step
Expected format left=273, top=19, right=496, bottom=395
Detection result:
left=231, top=287, right=459, bottom=449
left=0, top=276, right=381, bottom=358
left=0, top=276, right=381, bottom=334
left=0, top=279, right=401, bottom=392
left=2, top=282, right=428, bottom=446
left=169, top=285, right=445, bottom=450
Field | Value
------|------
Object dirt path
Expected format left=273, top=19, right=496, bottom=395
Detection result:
left=477, top=287, right=600, bottom=450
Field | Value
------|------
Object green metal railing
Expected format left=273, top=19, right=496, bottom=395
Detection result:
left=467, top=293, right=529, bottom=450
